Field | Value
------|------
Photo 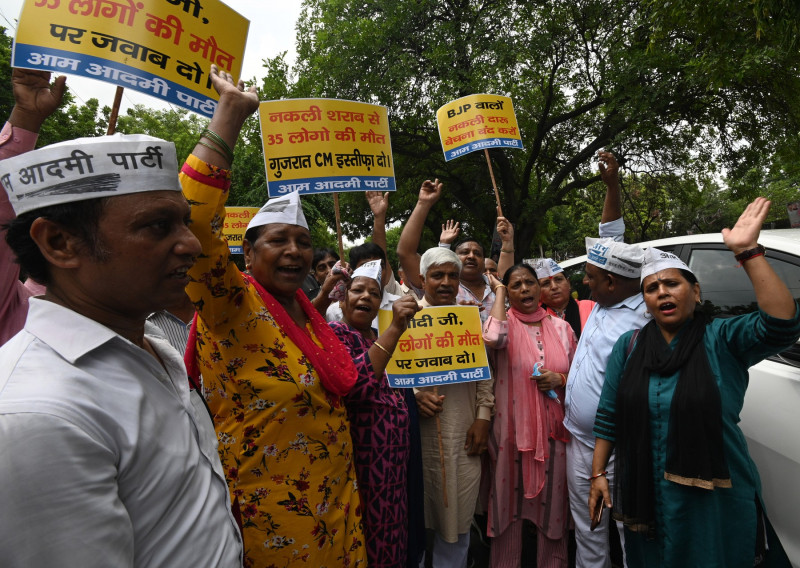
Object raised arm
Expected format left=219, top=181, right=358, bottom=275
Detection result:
left=366, top=191, right=390, bottom=253
left=396, top=178, right=443, bottom=289
left=1, top=69, right=66, bottom=346
left=190, top=65, right=259, bottom=169
left=495, top=213, right=514, bottom=278
left=722, top=197, right=796, bottom=319
left=8, top=68, right=67, bottom=134
left=368, top=295, right=421, bottom=377
left=439, top=219, right=460, bottom=247
left=598, top=151, right=622, bottom=224
left=183, top=66, right=259, bottom=328
left=486, top=272, right=508, bottom=322
left=311, top=262, right=350, bottom=315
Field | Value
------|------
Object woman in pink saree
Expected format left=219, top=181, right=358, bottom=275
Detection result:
left=483, top=263, right=577, bottom=567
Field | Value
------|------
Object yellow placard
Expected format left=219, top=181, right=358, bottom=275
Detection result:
left=258, top=98, right=395, bottom=197
left=377, top=305, right=491, bottom=388
left=223, top=206, right=259, bottom=254
left=12, top=0, right=248, bottom=117
left=436, top=94, right=523, bottom=161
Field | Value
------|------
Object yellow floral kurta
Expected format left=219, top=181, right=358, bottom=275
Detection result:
left=182, top=155, right=365, bottom=568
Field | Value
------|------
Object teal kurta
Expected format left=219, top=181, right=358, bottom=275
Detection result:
left=594, top=306, right=800, bottom=568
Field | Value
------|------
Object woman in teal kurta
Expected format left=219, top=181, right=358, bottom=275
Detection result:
left=589, top=198, right=799, bottom=567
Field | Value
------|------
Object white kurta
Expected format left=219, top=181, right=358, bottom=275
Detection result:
left=0, top=299, right=242, bottom=567
left=416, top=298, right=494, bottom=542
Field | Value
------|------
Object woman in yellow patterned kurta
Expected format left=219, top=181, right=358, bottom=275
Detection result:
left=182, top=68, right=366, bottom=568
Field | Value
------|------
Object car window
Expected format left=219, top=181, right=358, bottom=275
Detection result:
left=687, top=246, right=800, bottom=368
left=688, top=247, right=800, bottom=318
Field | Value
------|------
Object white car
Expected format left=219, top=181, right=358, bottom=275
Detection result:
left=559, top=229, right=800, bottom=566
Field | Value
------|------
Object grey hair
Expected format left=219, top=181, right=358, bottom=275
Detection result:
left=420, top=247, right=462, bottom=276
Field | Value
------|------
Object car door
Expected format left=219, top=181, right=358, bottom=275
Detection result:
left=679, top=242, right=800, bottom=566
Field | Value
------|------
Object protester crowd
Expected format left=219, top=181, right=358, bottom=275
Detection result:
left=1, top=65, right=798, bottom=568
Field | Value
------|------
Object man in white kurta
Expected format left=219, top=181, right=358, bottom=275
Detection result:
left=414, top=247, right=494, bottom=568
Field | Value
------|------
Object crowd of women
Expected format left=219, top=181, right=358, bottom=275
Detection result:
left=3, top=66, right=799, bottom=568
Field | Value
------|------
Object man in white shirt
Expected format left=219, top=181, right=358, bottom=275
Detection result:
left=563, top=152, right=648, bottom=568
left=0, top=78, right=243, bottom=566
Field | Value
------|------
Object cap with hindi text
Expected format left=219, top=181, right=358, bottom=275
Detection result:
left=585, top=237, right=644, bottom=278
left=0, top=134, right=180, bottom=216
left=351, top=259, right=382, bottom=287
left=640, top=247, right=692, bottom=284
left=529, top=257, right=564, bottom=279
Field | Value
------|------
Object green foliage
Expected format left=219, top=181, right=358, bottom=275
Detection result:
left=4, top=1, right=799, bottom=260
left=284, top=0, right=800, bottom=259
left=116, top=104, right=205, bottom=160
left=0, top=28, right=14, bottom=121
left=383, top=224, right=402, bottom=271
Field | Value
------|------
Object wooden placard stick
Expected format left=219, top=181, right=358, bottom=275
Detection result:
left=106, top=86, right=124, bottom=135
left=484, top=148, right=502, bottom=217
left=333, top=192, right=345, bottom=260
left=434, top=385, right=448, bottom=507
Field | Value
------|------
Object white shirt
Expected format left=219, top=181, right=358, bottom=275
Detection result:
left=562, top=294, right=648, bottom=446
left=0, top=299, right=242, bottom=567
left=562, top=216, right=647, bottom=446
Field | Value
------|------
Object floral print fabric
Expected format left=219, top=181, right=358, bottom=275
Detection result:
left=182, top=155, right=366, bottom=568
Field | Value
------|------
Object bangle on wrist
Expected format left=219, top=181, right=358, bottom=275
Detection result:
left=196, top=140, right=230, bottom=161
left=559, top=373, right=566, bottom=387
left=501, top=248, right=514, bottom=254
left=734, top=244, right=766, bottom=264
left=588, top=470, right=608, bottom=481
left=373, top=341, right=392, bottom=357
left=492, top=284, right=506, bottom=293
left=200, top=128, right=235, bottom=162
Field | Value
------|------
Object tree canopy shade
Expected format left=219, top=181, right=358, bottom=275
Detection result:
left=268, top=0, right=800, bottom=258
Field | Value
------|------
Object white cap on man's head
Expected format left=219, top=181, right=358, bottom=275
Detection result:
left=351, top=259, right=382, bottom=286
left=0, top=134, right=180, bottom=215
left=585, top=237, right=644, bottom=278
left=246, top=190, right=308, bottom=233
left=640, top=247, right=692, bottom=284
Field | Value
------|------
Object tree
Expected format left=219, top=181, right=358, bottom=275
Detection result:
left=282, top=0, right=800, bottom=258
left=0, top=28, right=15, bottom=120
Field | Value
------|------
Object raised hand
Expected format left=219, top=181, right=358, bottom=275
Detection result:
left=390, top=294, right=422, bottom=330
left=366, top=191, right=389, bottom=217
left=486, top=271, right=503, bottom=292
left=597, top=151, right=619, bottom=187
left=208, top=64, right=259, bottom=122
left=10, top=68, right=67, bottom=131
left=439, top=219, right=460, bottom=244
left=418, top=178, right=443, bottom=206
left=496, top=215, right=513, bottom=245
left=721, top=197, right=770, bottom=255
